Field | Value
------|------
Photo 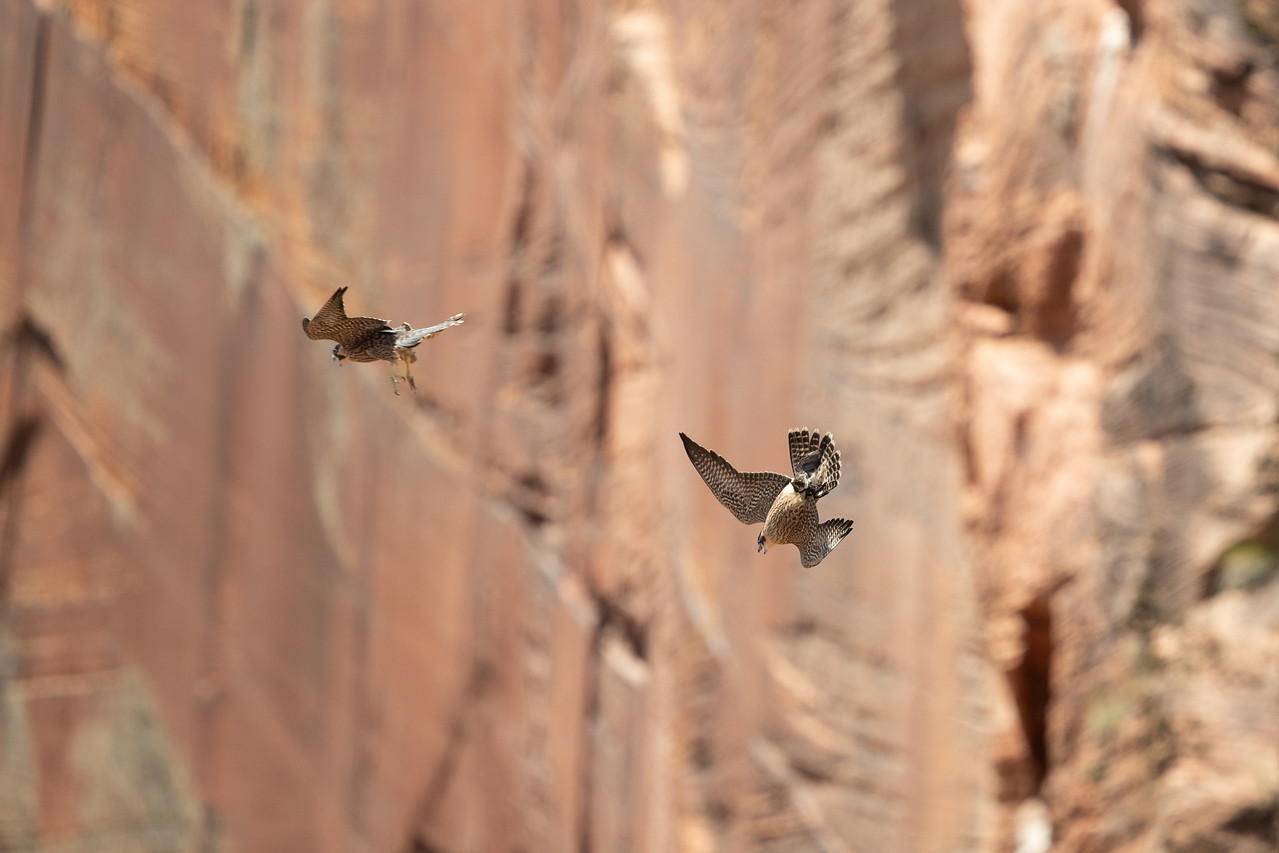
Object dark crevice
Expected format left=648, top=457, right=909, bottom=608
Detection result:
left=1115, top=0, right=1145, bottom=43
left=1201, top=555, right=1223, bottom=600
left=605, top=221, right=645, bottom=270
left=593, top=325, right=611, bottom=449
left=983, top=267, right=1021, bottom=316
left=512, top=470, right=550, bottom=528
left=528, top=348, right=563, bottom=407
left=788, top=615, right=818, bottom=636
left=532, top=350, right=560, bottom=381
left=589, top=591, right=648, bottom=663
left=405, top=840, right=444, bottom=853
left=510, top=161, right=536, bottom=252
left=6, top=314, right=65, bottom=373
left=516, top=471, right=548, bottom=496
left=1034, top=228, right=1083, bottom=348
left=691, top=735, right=713, bottom=770
left=0, top=416, right=42, bottom=496
left=3, top=0, right=53, bottom=609
left=1157, top=145, right=1279, bottom=219
left=790, top=761, right=833, bottom=785
left=1209, top=61, right=1254, bottom=117
left=1221, top=799, right=1278, bottom=843
left=1009, top=594, right=1053, bottom=792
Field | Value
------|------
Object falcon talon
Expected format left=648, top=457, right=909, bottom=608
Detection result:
left=302, top=286, right=465, bottom=394
left=680, top=428, right=854, bottom=567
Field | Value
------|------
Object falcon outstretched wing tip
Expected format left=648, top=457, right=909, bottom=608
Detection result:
left=680, top=432, right=724, bottom=469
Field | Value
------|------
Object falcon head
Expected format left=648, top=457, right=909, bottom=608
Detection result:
left=332, top=344, right=347, bottom=363
left=757, top=532, right=768, bottom=554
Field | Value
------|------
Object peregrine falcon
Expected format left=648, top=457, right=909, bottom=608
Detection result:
left=680, top=428, right=854, bottom=567
left=302, top=286, right=464, bottom=394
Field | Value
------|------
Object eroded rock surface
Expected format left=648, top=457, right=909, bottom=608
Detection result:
left=1, top=1, right=1277, bottom=851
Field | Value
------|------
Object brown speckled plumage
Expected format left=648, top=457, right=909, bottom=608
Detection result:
left=680, top=428, right=854, bottom=567
left=302, top=286, right=463, bottom=394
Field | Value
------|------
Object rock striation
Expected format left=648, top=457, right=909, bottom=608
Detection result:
left=1, top=0, right=1278, bottom=851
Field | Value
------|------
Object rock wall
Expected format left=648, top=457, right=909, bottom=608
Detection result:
left=1, top=0, right=1277, bottom=851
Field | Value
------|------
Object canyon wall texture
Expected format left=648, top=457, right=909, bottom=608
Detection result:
left=1, top=0, right=1277, bottom=851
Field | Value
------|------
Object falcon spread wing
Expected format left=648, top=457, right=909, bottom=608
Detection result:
left=302, top=286, right=395, bottom=346
left=394, top=313, right=466, bottom=349
left=680, top=432, right=790, bottom=525
left=799, top=517, right=854, bottom=568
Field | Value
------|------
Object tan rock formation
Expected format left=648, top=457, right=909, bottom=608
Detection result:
left=1, top=0, right=1277, bottom=851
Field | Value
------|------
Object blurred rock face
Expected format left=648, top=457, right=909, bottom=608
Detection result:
left=1, top=0, right=1277, bottom=851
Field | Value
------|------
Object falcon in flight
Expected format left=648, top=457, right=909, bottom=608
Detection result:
left=302, top=286, right=464, bottom=394
left=680, top=428, right=853, bottom=567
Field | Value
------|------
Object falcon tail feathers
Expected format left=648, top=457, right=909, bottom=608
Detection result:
left=806, top=433, right=841, bottom=499
left=787, top=428, right=840, bottom=499
left=788, top=428, right=824, bottom=478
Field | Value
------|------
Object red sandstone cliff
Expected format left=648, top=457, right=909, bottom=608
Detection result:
left=1, top=1, right=1277, bottom=851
